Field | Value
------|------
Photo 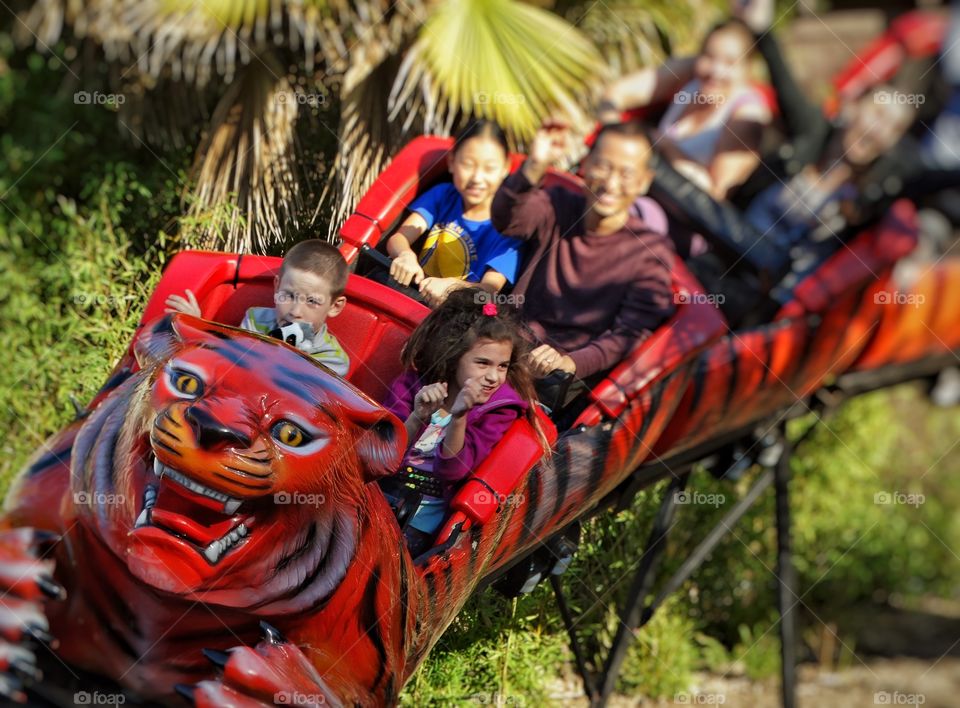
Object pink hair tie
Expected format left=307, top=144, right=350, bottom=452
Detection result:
left=482, top=302, right=498, bottom=316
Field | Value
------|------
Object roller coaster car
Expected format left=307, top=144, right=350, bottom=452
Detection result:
left=128, top=116, right=949, bottom=566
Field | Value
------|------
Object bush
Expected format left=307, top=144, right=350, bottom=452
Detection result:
left=0, top=42, right=188, bottom=494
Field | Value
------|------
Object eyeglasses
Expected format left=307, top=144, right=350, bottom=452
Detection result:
left=274, top=290, right=328, bottom=309
left=583, top=160, right=642, bottom=186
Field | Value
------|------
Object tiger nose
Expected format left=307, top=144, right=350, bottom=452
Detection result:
left=185, top=406, right=252, bottom=450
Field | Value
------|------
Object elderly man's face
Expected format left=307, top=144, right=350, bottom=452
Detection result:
left=581, top=132, right=654, bottom=219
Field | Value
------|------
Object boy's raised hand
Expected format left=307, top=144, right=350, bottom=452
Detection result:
left=413, top=382, right=448, bottom=421
left=164, top=289, right=202, bottom=317
left=450, top=378, right=483, bottom=418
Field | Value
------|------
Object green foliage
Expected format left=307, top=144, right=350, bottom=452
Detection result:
left=400, top=595, right=568, bottom=705
left=0, top=44, right=190, bottom=495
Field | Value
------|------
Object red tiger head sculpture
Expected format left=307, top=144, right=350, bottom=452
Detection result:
left=68, top=314, right=405, bottom=612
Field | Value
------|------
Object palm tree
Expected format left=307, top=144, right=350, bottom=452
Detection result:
left=12, top=0, right=720, bottom=252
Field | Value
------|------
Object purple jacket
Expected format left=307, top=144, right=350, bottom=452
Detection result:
left=383, top=370, right=528, bottom=496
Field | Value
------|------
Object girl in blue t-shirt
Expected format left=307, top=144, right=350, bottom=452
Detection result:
left=386, top=120, right=523, bottom=307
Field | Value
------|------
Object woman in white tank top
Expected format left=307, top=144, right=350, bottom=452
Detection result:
left=599, top=17, right=772, bottom=200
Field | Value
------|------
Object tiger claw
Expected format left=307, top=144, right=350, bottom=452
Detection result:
left=9, top=657, right=41, bottom=683
left=201, top=648, right=229, bottom=669
left=35, top=575, right=65, bottom=601
left=24, top=625, right=54, bottom=646
left=259, top=620, right=286, bottom=644
left=174, top=683, right=196, bottom=704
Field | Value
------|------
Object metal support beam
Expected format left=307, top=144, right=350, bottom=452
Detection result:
left=593, top=472, right=690, bottom=706
left=554, top=427, right=801, bottom=708
left=774, top=426, right=797, bottom=708
left=643, top=468, right=775, bottom=623
left=549, top=574, right=597, bottom=699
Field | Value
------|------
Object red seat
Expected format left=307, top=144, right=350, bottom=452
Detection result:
left=830, top=10, right=947, bottom=111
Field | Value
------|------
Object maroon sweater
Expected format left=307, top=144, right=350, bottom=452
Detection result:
left=491, top=168, right=676, bottom=377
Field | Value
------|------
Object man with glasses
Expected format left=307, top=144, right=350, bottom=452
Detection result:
left=491, top=121, right=676, bottom=386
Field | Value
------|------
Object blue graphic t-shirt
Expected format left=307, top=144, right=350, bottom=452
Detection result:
left=410, top=183, right=522, bottom=283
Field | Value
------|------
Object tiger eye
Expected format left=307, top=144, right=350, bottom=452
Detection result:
left=274, top=422, right=305, bottom=447
left=175, top=374, right=200, bottom=395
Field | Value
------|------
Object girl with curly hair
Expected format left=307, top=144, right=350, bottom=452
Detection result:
left=380, top=287, right=545, bottom=556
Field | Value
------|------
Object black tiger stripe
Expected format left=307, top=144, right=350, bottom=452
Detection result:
left=587, top=424, right=613, bottom=492
left=150, top=436, right=182, bottom=457
left=272, top=376, right=316, bottom=401
left=222, top=465, right=271, bottom=479
left=201, top=344, right=252, bottom=370
left=275, top=524, right=317, bottom=574
left=275, top=366, right=338, bottom=395
left=154, top=426, right=181, bottom=443
left=206, top=330, right=257, bottom=357
left=26, top=446, right=71, bottom=477
left=97, top=368, right=133, bottom=399
left=384, top=676, right=397, bottom=705
left=637, top=376, right=667, bottom=443
left=823, top=299, right=859, bottom=376
left=758, top=327, right=775, bottom=386
left=518, top=465, right=542, bottom=546
left=794, top=315, right=822, bottom=385
left=88, top=587, right=139, bottom=660
left=361, top=568, right=388, bottom=692
left=550, top=443, right=572, bottom=523
left=723, top=336, right=740, bottom=412
left=687, top=352, right=709, bottom=413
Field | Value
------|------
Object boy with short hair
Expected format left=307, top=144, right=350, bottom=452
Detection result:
left=165, top=240, right=351, bottom=376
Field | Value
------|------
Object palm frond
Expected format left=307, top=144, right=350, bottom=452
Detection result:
left=563, top=0, right=725, bottom=75
left=315, top=0, right=427, bottom=235
left=184, top=55, right=303, bottom=253
left=390, top=0, right=607, bottom=142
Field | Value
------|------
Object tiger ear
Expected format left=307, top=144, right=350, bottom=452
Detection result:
left=134, top=315, right=179, bottom=370
left=352, top=411, right=407, bottom=482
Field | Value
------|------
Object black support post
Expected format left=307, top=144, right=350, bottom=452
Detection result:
left=774, top=426, right=797, bottom=708
left=593, top=472, right=690, bottom=706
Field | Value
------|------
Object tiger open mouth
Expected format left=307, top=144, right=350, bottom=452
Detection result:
left=136, top=457, right=253, bottom=565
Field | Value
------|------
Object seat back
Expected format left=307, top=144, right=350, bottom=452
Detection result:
left=829, top=10, right=946, bottom=112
